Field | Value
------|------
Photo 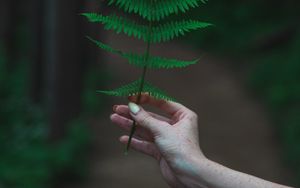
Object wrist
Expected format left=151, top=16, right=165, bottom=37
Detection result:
left=171, top=150, right=210, bottom=188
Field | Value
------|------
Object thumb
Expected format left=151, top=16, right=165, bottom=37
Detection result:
left=128, top=102, right=167, bottom=134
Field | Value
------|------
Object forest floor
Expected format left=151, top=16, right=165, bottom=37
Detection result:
left=70, top=32, right=294, bottom=188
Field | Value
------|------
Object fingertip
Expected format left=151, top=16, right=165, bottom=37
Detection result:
left=110, top=113, right=118, bottom=121
left=119, top=135, right=129, bottom=144
left=110, top=113, right=115, bottom=120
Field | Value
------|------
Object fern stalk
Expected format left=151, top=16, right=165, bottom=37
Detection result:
left=126, top=8, right=153, bottom=153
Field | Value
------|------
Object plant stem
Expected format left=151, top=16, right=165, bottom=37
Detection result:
left=125, top=10, right=153, bottom=154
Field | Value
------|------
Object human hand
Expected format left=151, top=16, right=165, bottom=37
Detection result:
left=110, top=94, right=207, bottom=187
left=111, top=94, right=293, bottom=188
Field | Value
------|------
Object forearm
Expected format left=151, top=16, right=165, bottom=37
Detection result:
left=173, top=154, right=292, bottom=188
left=198, top=159, right=291, bottom=188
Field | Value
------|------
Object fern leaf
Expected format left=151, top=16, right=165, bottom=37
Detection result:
left=81, top=13, right=148, bottom=41
left=87, top=37, right=199, bottom=69
left=97, top=79, right=176, bottom=101
left=81, top=13, right=212, bottom=43
left=107, top=0, right=208, bottom=21
left=124, top=53, right=199, bottom=69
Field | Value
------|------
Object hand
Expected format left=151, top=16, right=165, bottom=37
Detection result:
left=110, top=94, right=207, bottom=187
left=110, top=94, right=293, bottom=188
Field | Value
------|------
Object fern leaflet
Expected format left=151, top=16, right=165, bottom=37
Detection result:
left=107, top=0, right=208, bottom=21
left=81, top=13, right=212, bottom=43
left=97, top=79, right=176, bottom=101
left=87, top=36, right=199, bottom=69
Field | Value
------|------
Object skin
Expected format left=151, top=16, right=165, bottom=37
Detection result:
left=110, top=94, right=293, bottom=188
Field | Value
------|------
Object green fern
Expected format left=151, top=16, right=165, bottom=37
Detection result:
left=82, top=0, right=212, bottom=153
left=82, top=13, right=212, bottom=43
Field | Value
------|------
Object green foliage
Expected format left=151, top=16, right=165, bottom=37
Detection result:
left=0, top=49, right=90, bottom=188
left=124, top=54, right=199, bottom=69
left=87, top=36, right=199, bottom=69
left=82, top=0, right=211, bottom=151
left=82, top=13, right=212, bottom=43
left=82, top=1, right=211, bottom=100
left=107, top=0, right=208, bottom=21
left=97, top=79, right=176, bottom=101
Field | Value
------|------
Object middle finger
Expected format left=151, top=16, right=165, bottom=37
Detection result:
left=110, top=113, right=154, bottom=142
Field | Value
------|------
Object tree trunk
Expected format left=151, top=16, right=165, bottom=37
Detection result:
left=29, top=0, right=45, bottom=104
left=45, top=0, right=89, bottom=141
left=0, top=0, right=21, bottom=69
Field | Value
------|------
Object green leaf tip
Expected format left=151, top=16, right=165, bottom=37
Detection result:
left=86, top=36, right=122, bottom=55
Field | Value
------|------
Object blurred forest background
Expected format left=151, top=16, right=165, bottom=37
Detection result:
left=0, top=0, right=299, bottom=188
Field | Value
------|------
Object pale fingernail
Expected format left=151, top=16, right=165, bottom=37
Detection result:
left=128, top=102, right=140, bottom=114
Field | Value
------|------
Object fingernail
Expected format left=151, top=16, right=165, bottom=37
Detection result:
left=113, top=105, right=118, bottom=112
left=128, top=102, right=140, bottom=114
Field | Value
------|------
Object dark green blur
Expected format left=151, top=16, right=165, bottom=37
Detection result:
left=185, top=0, right=300, bottom=185
left=0, top=45, right=93, bottom=188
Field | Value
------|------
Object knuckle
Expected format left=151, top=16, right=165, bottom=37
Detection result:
left=139, top=114, right=152, bottom=126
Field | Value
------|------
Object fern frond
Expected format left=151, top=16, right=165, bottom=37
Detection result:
left=84, top=0, right=212, bottom=153
left=97, top=79, right=176, bottom=101
left=107, top=0, right=208, bottom=21
left=124, top=53, right=199, bottom=69
left=87, top=37, right=199, bottom=69
left=81, top=13, right=212, bottom=43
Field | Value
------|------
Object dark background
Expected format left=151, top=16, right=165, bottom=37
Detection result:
left=0, top=0, right=299, bottom=187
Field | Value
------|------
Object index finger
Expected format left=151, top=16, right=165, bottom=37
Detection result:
left=128, top=93, right=188, bottom=116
